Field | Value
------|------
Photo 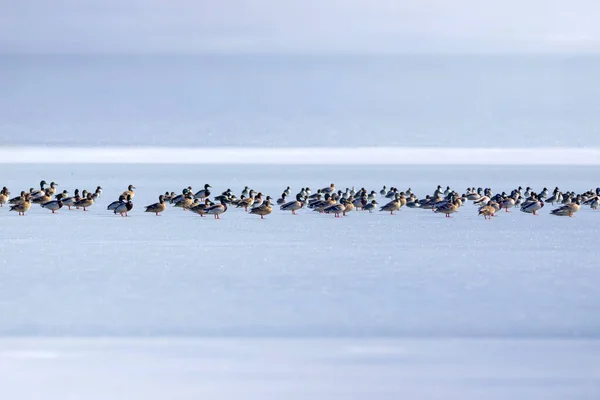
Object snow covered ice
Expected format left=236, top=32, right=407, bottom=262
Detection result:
left=1, top=163, right=599, bottom=399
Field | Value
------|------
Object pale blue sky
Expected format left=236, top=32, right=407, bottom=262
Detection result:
left=1, top=0, right=600, bottom=53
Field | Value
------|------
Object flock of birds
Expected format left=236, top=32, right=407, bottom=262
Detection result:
left=1, top=180, right=599, bottom=219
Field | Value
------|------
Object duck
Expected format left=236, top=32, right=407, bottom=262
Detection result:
left=280, top=194, right=304, bottom=215
left=144, top=195, right=166, bottom=216
left=478, top=205, right=496, bottom=219
left=9, top=194, right=31, bottom=216
left=343, top=198, right=355, bottom=216
left=241, top=186, right=250, bottom=197
left=520, top=196, right=544, bottom=216
left=591, top=197, right=599, bottom=210
left=322, top=183, right=336, bottom=194
left=114, top=195, right=133, bottom=217
left=54, top=190, right=69, bottom=200
left=121, top=184, right=136, bottom=199
left=380, top=193, right=401, bottom=215
left=170, top=188, right=191, bottom=204
left=434, top=198, right=459, bottom=218
left=550, top=200, right=581, bottom=217
left=283, top=186, right=291, bottom=197
left=62, top=189, right=80, bottom=210
left=8, top=191, right=27, bottom=205
left=173, top=193, right=194, bottom=210
left=107, top=195, right=126, bottom=211
left=190, top=199, right=212, bottom=217
left=0, top=188, right=8, bottom=207
left=249, top=198, right=273, bottom=219
left=499, top=197, right=516, bottom=212
left=30, top=180, right=48, bottom=199
left=32, top=189, right=53, bottom=205
left=46, top=182, right=58, bottom=196
left=364, top=200, right=378, bottom=213
left=323, top=200, right=346, bottom=218
left=236, top=191, right=256, bottom=211
left=205, top=200, right=228, bottom=219
left=194, top=184, right=212, bottom=200
left=73, top=193, right=94, bottom=211
left=251, top=192, right=264, bottom=209
left=277, top=193, right=287, bottom=205
left=92, top=186, right=103, bottom=200
left=41, top=199, right=64, bottom=214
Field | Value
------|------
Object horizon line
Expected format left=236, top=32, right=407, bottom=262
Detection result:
left=1, top=146, right=599, bottom=165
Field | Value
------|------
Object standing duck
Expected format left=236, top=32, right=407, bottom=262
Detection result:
left=478, top=205, right=496, bottom=219
left=9, top=194, right=32, bottom=216
left=107, top=195, right=126, bottom=211
left=41, top=199, right=63, bottom=214
left=364, top=200, right=378, bottom=213
left=520, top=195, right=544, bottom=215
left=114, top=195, right=133, bottom=217
left=249, top=197, right=273, bottom=219
left=550, top=199, right=581, bottom=217
left=194, top=184, right=212, bottom=200
left=144, top=195, right=166, bottom=216
left=380, top=193, right=401, bottom=215
left=0, top=187, right=9, bottom=207
left=280, top=194, right=304, bottom=215
left=73, top=193, right=95, bottom=211
left=62, top=189, right=80, bottom=210
left=205, top=200, right=228, bottom=219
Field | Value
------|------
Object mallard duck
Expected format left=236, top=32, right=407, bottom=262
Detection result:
left=32, top=189, right=53, bottom=205
left=520, top=195, right=544, bottom=215
left=380, top=193, right=401, bottom=215
left=144, top=195, right=166, bottom=216
left=46, top=182, right=58, bottom=196
left=343, top=198, right=355, bottom=216
left=54, top=190, right=69, bottom=200
left=499, top=197, right=516, bottom=212
left=364, top=200, right=378, bottom=213
left=194, top=184, right=212, bottom=199
left=322, top=183, right=336, bottom=194
left=8, top=191, right=26, bottom=205
left=30, top=180, right=47, bottom=199
left=251, top=193, right=264, bottom=209
left=114, top=195, right=133, bottom=216
left=323, top=201, right=346, bottom=218
left=249, top=198, right=273, bottom=219
left=478, top=205, right=496, bottom=219
left=92, top=186, right=103, bottom=200
left=62, top=189, right=80, bottom=210
left=236, top=192, right=255, bottom=211
left=107, top=195, right=126, bottom=211
left=0, top=188, right=9, bottom=207
left=73, top=193, right=94, bottom=211
left=550, top=200, right=581, bottom=217
left=122, top=184, right=136, bottom=199
left=380, top=186, right=387, bottom=196
left=241, top=186, right=250, bottom=197
left=434, top=199, right=459, bottom=218
left=591, top=197, right=598, bottom=210
left=41, top=199, right=63, bottom=214
left=283, top=186, right=291, bottom=196
left=9, top=195, right=31, bottom=216
left=277, top=193, right=287, bottom=205
left=280, top=194, right=304, bottom=215
left=173, top=193, right=194, bottom=210
left=205, top=200, right=228, bottom=219
left=190, top=199, right=212, bottom=217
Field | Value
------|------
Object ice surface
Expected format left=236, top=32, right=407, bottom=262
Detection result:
left=1, top=164, right=599, bottom=398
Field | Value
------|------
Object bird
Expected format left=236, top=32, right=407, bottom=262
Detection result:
left=114, top=195, right=133, bottom=217
left=144, top=195, right=166, bottom=216
left=380, top=193, right=401, bottom=215
left=9, top=194, right=31, bottom=215
left=478, top=205, right=496, bottom=219
left=41, top=199, right=64, bottom=214
left=73, top=193, right=94, bottom=211
left=205, top=200, right=228, bottom=219
left=194, top=184, right=212, bottom=200
left=121, top=184, right=136, bottom=199
left=280, top=194, right=304, bottom=215
left=249, top=197, right=273, bottom=219
left=107, top=196, right=126, bottom=211
left=550, top=200, right=581, bottom=217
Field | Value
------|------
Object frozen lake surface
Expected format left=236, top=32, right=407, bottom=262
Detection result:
left=1, top=164, right=599, bottom=399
